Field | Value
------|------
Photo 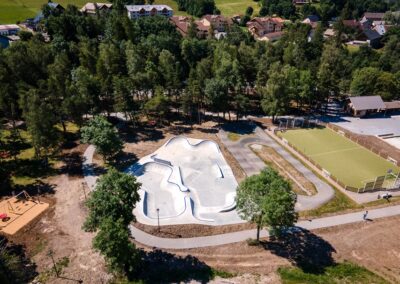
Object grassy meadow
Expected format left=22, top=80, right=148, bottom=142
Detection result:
left=0, top=0, right=92, bottom=24
left=1, top=0, right=258, bottom=24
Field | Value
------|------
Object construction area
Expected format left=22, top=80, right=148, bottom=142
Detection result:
left=0, top=191, right=49, bottom=235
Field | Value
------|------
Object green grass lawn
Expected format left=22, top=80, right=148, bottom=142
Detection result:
left=215, top=0, right=260, bottom=17
left=1, top=0, right=257, bottom=24
left=1, top=122, right=79, bottom=186
left=279, top=262, right=388, bottom=284
left=279, top=127, right=400, bottom=188
left=0, top=0, right=92, bottom=24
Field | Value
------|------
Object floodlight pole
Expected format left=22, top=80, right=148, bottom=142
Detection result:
left=156, top=208, right=160, bottom=232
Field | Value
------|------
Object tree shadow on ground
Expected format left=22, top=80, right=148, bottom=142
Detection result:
left=112, top=151, right=138, bottom=171
left=59, top=132, right=79, bottom=150
left=221, top=121, right=257, bottom=135
left=0, top=236, right=38, bottom=283
left=4, top=158, right=58, bottom=180
left=14, top=179, right=56, bottom=197
left=59, top=152, right=84, bottom=177
left=136, top=249, right=213, bottom=283
left=119, top=124, right=165, bottom=144
left=262, top=228, right=336, bottom=274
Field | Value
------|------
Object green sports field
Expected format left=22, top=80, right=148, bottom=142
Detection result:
left=279, top=127, right=400, bottom=188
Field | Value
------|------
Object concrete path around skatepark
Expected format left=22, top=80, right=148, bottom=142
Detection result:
left=82, top=140, right=400, bottom=250
left=130, top=204, right=400, bottom=249
left=217, top=127, right=335, bottom=211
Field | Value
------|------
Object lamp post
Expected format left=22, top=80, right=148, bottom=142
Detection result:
left=156, top=208, right=160, bottom=232
left=81, top=182, right=87, bottom=201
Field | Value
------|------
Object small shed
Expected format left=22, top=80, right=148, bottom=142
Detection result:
left=384, top=101, right=400, bottom=114
left=347, top=96, right=386, bottom=117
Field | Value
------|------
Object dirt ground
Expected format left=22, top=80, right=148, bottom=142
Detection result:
left=8, top=143, right=111, bottom=283
left=253, top=146, right=316, bottom=195
left=134, top=222, right=255, bottom=238
left=136, top=215, right=400, bottom=284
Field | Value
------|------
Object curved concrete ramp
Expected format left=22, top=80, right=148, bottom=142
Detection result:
left=126, top=136, right=243, bottom=226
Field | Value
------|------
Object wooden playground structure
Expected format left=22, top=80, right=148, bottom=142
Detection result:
left=0, top=191, right=49, bottom=235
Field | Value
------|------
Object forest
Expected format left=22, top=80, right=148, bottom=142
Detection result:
left=1, top=3, right=400, bottom=165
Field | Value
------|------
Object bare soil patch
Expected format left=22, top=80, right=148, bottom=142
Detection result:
left=253, top=145, right=317, bottom=195
left=6, top=143, right=111, bottom=283
left=139, top=215, right=400, bottom=283
left=134, top=222, right=254, bottom=238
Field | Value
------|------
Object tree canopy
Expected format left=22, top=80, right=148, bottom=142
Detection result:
left=81, top=116, right=123, bottom=161
left=236, top=168, right=297, bottom=240
left=83, top=167, right=141, bottom=232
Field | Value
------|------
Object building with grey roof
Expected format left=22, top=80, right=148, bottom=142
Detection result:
left=347, top=96, right=386, bottom=117
left=125, top=5, right=173, bottom=19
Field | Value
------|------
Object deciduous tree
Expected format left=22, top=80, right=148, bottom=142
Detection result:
left=81, top=116, right=123, bottom=161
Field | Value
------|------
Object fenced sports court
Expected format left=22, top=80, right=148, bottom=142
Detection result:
left=277, top=127, right=400, bottom=192
left=0, top=191, right=49, bottom=235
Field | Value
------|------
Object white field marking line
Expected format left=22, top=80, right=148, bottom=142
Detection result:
left=325, top=127, right=400, bottom=166
left=309, top=146, right=360, bottom=158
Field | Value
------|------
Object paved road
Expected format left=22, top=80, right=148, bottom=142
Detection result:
left=218, top=127, right=335, bottom=211
left=130, top=205, right=400, bottom=249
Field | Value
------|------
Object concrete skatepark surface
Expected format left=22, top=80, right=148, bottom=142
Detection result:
left=126, top=136, right=243, bottom=226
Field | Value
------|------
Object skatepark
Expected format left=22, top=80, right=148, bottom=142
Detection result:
left=126, top=136, right=242, bottom=225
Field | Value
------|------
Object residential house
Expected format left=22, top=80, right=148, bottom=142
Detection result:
left=342, top=19, right=361, bottom=30
left=25, top=2, right=64, bottom=31
left=323, top=28, right=335, bottom=38
left=0, top=24, right=20, bottom=36
left=80, top=3, right=112, bottom=15
left=170, top=15, right=229, bottom=39
left=170, top=16, right=191, bottom=37
left=126, top=5, right=173, bottom=19
left=200, top=15, right=231, bottom=32
left=0, top=34, right=20, bottom=48
left=246, top=17, right=285, bottom=41
left=293, top=0, right=310, bottom=4
left=361, top=12, right=385, bottom=23
left=302, top=15, right=319, bottom=29
left=231, top=15, right=241, bottom=25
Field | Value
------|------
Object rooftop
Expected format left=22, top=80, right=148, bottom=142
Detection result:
left=349, top=96, right=386, bottom=111
left=125, top=5, right=173, bottom=12
left=0, top=24, right=20, bottom=31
